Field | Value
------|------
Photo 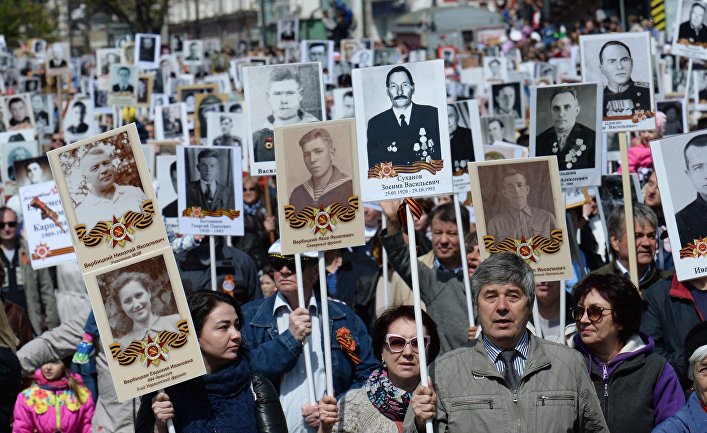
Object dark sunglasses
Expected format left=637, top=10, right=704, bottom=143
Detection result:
left=385, top=334, right=430, bottom=354
left=0, top=222, right=17, bottom=229
left=243, top=187, right=257, bottom=192
left=270, top=256, right=296, bottom=271
left=573, top=305, right=613, bottom=322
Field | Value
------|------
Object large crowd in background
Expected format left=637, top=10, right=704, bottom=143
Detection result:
left=0, top=0, right=706, bottom=432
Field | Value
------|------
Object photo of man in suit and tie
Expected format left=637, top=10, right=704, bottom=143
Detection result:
left=365, top=65, right=441, bottom=168
left=185, top=148, right=235, bottom=212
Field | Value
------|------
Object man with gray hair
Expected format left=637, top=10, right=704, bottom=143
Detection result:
left=593, top=203, right=672, bottom=292
left=405, top=252, right=608, bottom=432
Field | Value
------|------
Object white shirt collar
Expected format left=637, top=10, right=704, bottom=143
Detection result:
left=392, top=104, right=413, bottom=126
left=273, top=291, right=318, bottom=315
left=199, top=179, right=217, bottom=194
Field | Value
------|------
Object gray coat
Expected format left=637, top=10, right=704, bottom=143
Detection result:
left=403, top=333, right=609, bottom=433
left=16, top=307, right=135, bottom=433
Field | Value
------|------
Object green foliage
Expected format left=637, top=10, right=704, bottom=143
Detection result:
left=0, top=0, right=55, bottom=47
left=88, top=0, right=170, bottom=34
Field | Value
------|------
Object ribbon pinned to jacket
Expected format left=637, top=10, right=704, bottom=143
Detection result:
left=397, top=197, right=423, bottom=229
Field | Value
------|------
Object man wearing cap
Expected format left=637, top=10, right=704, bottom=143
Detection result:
left=240, top=242, right=378, bottom=432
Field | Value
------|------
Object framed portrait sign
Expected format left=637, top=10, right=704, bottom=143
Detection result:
left=579, top=32, right=656, bottom=132
left=483, top=56, right=508, bottom=82
left=488, top=81, right=525, bottom=129
left=206, top=112, right=244, bottom=147
left=19, top=181, right=76, bottom=269
left=13, top=155, right=51, bottom=187
left=657, top=100, right=688, bottom=136
left=277, top=18, right=299, bottom=48
left=449, top=99, right=484, bottom=193
left=352, top=60, right=453, bottom=202
left=108, top=64, right=139, bottom=107
left=274, top=119, right=364, bottom=254
left=2, top=93, right=35, bottom=131
left=64, top=95, right=97, bottom=145
left=177, top=83, right=217, bottom=114
left=651, top=131, right=707, bottom=281
left=3, top=140, right=40, bottom=184
left=46, top=124, right=169, bottom=273
left=135, top=33, right=161, bottom=70
left=177, top=145, right=243, bottom=236
left=97, top=48, right=122, bottom=90
left=300, top=40, right=334, bottom=77
left=529, top=82, right=602, bottom=188
left=243, top=62, right=325, bottom=176
left=469, top=156, right=573, bottom=281
left=31, top=93, right=54, bottom=134
left=154, top=103, right=189, bottom=145
left=332, top=88, right=354, bottom=120
left=194, top=93, right=227, bottom=140
left=598, top=173, right=643, bottom=220
left=183, top=40, right=204, bottom=65
left=83, top=249, right=206, bottom=402
left=672, top=0, right=707, bottom=60
left=136, top=74, right=153, bottom=108
left=45, top=42, right=70, bottom=77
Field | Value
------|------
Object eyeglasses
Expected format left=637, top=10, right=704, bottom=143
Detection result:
left=270, top=256, right=296, bottom=271
left=0, top=222, right=17, bottom=229
left=573, top=305, right=613, bottom=322
left=384, top=334, right=430, bottom=354
left=243, top=187, right=257, bottom=192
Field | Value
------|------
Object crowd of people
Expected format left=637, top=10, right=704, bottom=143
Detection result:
left=0, top=1, right=706, bottom=433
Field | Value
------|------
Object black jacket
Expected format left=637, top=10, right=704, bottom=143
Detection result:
left=0, top=348, right=21, bottom=433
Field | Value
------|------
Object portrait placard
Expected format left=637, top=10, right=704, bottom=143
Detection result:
left=121, top=42, right=135, bottom=65
left=47, top=124, right=169, bottom=273
left=332, top=88, right=354, bottom=120
left=651, top=131, right=707, bottom=281
left=449, top=99, right=484, bottom=193
left=97, top=48, right=122, bottom=90
left=31, top=93, right=53, bottom=134
left=154, top=103, right=189, bottom=145
left=206, top=112, right=244, bottom=147
left=489, top=82, right=525, bottom=128
left=300, top=40, right=334, bottom=80
left=373, top=48, right=402, bottom=66
left=598, top=173, right=643, bottom=220
left=579, top=32, right=656, bottom=132
left=64, top=95, right=97, bottom=145
left=352, top=60, right=453, bottom=201
left=156, top=155, right=178, bottom=222
left=243, top=62, right=325, bottom=175
left=3, top=141, right=39, bottom=184
left=13, top=155, right=51, bottom=187
left=529, top=83, right=602, bottom=188
left=45, top=42, right=70, bottom=77
left=135, top=33, right=161, bottom=70
left=83, top=249, right=206, bottom=401
left=194, top=93, right=227, bottom=140
left=483, top=56, right=509, bottom=82
left=0, top=128, right=34, bottom=144
left=672, top=0, right=707, bottom=60
left=19, top=181, right=76, bottom=269
left=183, top=40, right=204, bottom=65
left=657, top=100, right=687, bottom=136
left=274, top=119, right=364, bottom=254
left=2, top=93, right=35, bottom=131
left=177, top=145, right=243, bottom=236
left=108, top=64, right=139, bottom=107
left=469, top=156, right=572, bottom=281
left=277, top=19, right=299, bottom=48
left=136, top=74, right=153, bottom=108
left=177, top=83, right=217, bottom=114
left=150, top=93, right=170, bottom=121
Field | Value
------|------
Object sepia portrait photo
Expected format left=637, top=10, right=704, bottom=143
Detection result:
left=136, top=74, right=153, bottom=108
left=13, top=155, right=50, bottom=187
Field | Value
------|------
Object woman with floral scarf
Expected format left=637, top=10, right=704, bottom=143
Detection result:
left=319, top=306, right=440, bottom=433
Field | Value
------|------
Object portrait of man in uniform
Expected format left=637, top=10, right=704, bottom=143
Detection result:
left=185, top=148, right=235, bottom=212
left=212, top=115, right=241, bottom=146
left=74, top=146, right=147, bottom=230
left=289, top=127, right=353, bottom=212
left=250, top=66, right=321, bottom=163
left=448, top=103, right=475, bottom=174
left=365, top=65, right=441, bottom=168
left=678, top=2, right=707, bottom=44
left=598, top=40, right=651, bottom=117
left=675, top=134, right=707, bottom=246
left=486, top=168, right=557, bottom=241
left=535, top=87, right=596, bottom=170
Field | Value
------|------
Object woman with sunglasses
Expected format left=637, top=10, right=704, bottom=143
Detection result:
left=570, top=274, right=684, bottom=433
left=232, top=176, right=277, bottom=270
left=318, top=305, right=440, bottom=433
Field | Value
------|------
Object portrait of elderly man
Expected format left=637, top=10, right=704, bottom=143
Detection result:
left=535, top=87, right=596, bottom=170
left=486, top=168, right=557, bottom=241
left=492, top=83, right=521, bottom=119
left=448, top=103, right=475, bottom=174
left=74, top=146, right=147, bottom=229
left=252, top=67, right=320, bottom=163
left=289, top=127, right=353, bottom=212
left=678, top=2, right=707, bottom=44
left=675, top=134, right=707, bottom=246
left=47, top=43, right=67, bottom=69
left=598, top=40, right=651, bottom=117
left=406, top=252, right=608, bottom=432
left=185, top=148, right=235, bottom=212
left=366, top=65, right=441, bottom=168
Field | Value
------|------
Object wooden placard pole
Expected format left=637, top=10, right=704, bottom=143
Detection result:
left=294, top=253, right=316, bottom=403
left=381, top=214, right=390, bottom=307
left=685, top=58, right=693, bottom=117
left=618, top=132, right=639, bottom=288
left=209, top=236, right=218, bottom=292
left=559, top=281, right=567, bottom=345
left=318, top=251, right=334, bottom=396
left=404, top=206, right=434, bottom=433
left=453, top=199, right=475, bottom=327
left=262, top=176, right=276, bottom=244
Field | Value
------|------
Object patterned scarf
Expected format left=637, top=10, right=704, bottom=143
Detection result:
left=364, top=367, right=412, bottom=422
left=243, top=200, right=261, bottom=216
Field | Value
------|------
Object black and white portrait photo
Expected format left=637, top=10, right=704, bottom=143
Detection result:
left=332, top=88, right=355, bottom=119
left=277, top=19, right=299, bottom=48
left=373, top=48, right=401, bottom=66
left=206, top=112, right=243, bottom=147
left=170, top=34, right=184, bottom=54
left=97, top=48, right=122, bottom=89
left=2, top=94, right=35, bottom=132
left=150, top=93, right=170, bottom=121
left=20, top=77, right=40, bottom=93
left=13, top=155, right=50, bottom=187
left=300, top=40, right=334, bottom=79
left=580, top=32, right=655, bottom=132
left=195, top=93, right=226, bottom=140
left=45, top=42, right=70, bottom=76
left=673, top=0, right=707, bottom=60
left=136, top=74, right=153, bottom=107
left=243, top=62, right=324, bottom=174
left=177, top=83, right=217, bottom=114
left=31, top=39, right=46, bottom=57
left=183, top=40, right=204, bottom=64
left=135, top=33, right=161, bottom=69
left=480, top=114, right=516, bottom=146
left=63, top=96, right=96, bottom=144
left=650, top=131, right=707, bottom=280
left=155, top=103, right=189, bottom=144
left=449, top=99, right=484, bottom=193
left=3, top=141, right=39, bottom=182
left=657, top=100, right=687, bottom=136
left=108, top=64, right=138, bottom=106
left=483, top=56, right=509, bottom=82
left=489, top=82, right=524, bottom=128
left=352, top=60, right=453, bottom=202
left=530, top=83, right=602, bottom=187
left=31, top=93, right=53, bottom=134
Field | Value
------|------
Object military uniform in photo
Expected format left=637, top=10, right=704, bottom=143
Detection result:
left=366, top=103, right=441, bottom=167
left=676, top=195, right=707, bottom=246
left=603, top=80, right=651, bottom=117
left=253, top=110, right=318, bottom=162
left=535, top=122, right=595, bottom=170
left=450, top=125, right=475, bottom=173
left=289, top=166, right=353, bottom=212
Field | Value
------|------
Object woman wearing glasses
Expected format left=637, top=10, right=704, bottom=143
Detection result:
left=232, top=176, right=277, bottom=270
left=318, top=305, right=440, bottom=433
left=570, top=274, right=684, bottom=433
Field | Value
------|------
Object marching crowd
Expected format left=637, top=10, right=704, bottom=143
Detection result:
left=0, top=1, right=706, bottom=433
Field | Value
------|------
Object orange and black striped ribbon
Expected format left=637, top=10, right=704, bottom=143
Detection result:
left=397, top=197, right=423, bottom=229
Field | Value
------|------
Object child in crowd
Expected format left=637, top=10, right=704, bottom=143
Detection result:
left=12, top=359, right=94, bottom=433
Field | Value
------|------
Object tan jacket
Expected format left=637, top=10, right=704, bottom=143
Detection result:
left=374, top=250, right=433, bottom=317
left=403, top=333, right=609, bottom=433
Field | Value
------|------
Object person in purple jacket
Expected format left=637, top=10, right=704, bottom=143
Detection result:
left=570, top=274, right=685, bottom=433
